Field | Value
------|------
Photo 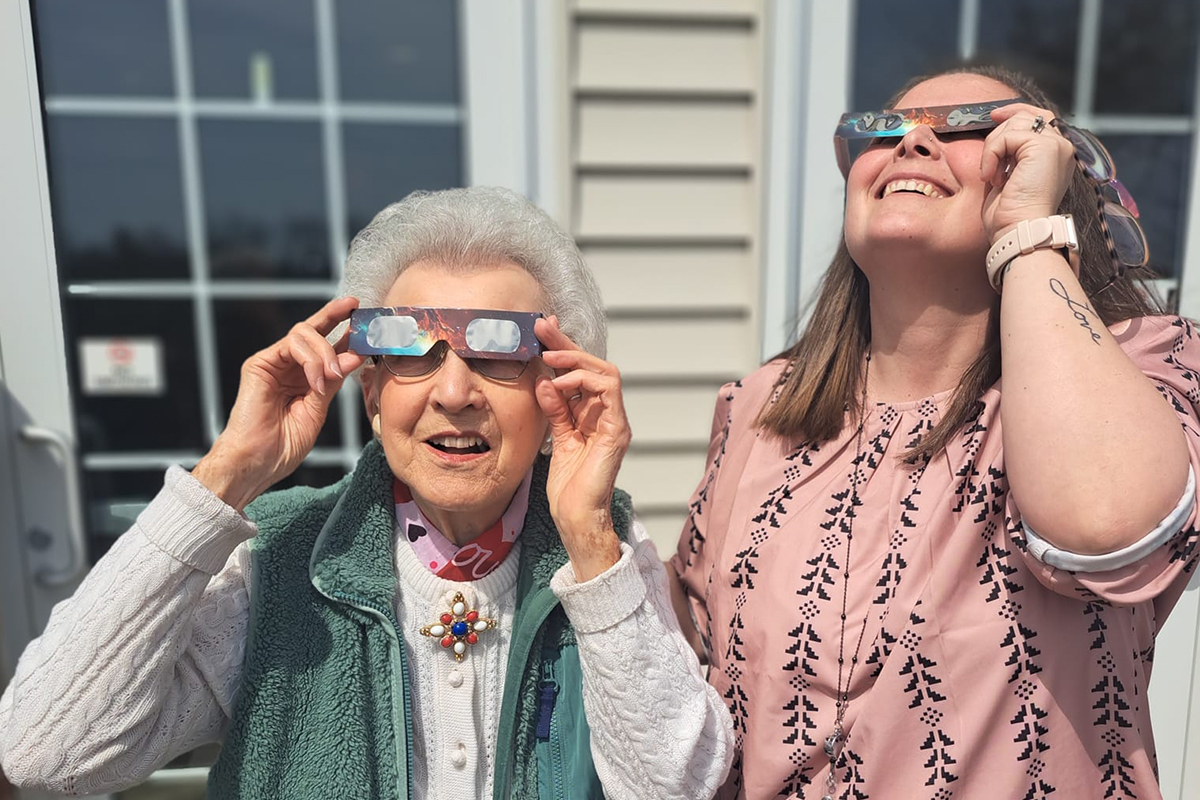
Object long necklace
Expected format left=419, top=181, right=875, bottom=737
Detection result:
left=823, top=352, right=872, bottom=800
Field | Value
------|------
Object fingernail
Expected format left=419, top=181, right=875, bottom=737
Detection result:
left=330, top=361, right=344, bottom=379
left=317, top=377, right=327, bottom=396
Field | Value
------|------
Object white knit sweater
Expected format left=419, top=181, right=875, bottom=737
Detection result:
left=0, top=466, right=732, bottom=799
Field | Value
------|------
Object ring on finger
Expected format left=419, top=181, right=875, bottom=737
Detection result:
left=1031, top=115, right=1046, bottom=134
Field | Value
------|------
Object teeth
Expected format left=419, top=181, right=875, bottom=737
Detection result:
left=883, top=180, right=944, bottom=199
left=431, top=435, right=484, bottom=449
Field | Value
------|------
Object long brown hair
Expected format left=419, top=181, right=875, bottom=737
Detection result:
left=757, top=63, right=1162, bottom=461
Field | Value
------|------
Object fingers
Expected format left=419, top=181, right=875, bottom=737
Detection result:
left=305, top=295, right=360, bottom=337
left=535, top=376, right=577, bottom=441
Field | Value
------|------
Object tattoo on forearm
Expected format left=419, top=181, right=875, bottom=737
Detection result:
left=1049, top=278, right=1102, bottom=346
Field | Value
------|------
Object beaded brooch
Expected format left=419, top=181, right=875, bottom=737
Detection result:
left=421, top=592, right=497, bottom=661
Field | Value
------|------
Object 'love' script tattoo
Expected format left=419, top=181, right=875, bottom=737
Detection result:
left=1049, top=278, right=1102, bottom=346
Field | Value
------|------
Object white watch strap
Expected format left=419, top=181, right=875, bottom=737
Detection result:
left=985, top=215, right=1078, bottom=292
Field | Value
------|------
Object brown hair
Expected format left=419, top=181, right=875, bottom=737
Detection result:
left=757, top=63, right=1162, bottom=462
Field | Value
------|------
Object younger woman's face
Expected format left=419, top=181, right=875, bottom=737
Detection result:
left=842, top=73, right=1017, bottom=273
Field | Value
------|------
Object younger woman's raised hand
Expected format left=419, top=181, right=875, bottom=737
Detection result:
left=979, top=102, right=1079, bottom=244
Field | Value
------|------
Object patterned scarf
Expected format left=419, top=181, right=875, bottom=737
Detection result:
left=392, top=470, right=531, bottom=581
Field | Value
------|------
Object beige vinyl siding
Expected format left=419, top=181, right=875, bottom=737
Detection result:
left=566, top=0, right=765, bottom=556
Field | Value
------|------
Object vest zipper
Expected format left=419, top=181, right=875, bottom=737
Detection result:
left=545, top=660, right=565, bottom=799
left=325, top=588, right=416, bottom=799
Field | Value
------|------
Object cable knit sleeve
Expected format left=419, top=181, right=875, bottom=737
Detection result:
left=551, top=519, right=734, bottom=800
left=0, top=465, right=254, bottom=795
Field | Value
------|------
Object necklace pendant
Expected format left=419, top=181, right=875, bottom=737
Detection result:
left=823, top=731, right=843, bottom=762
left=419, top=591, right=496, bottom=661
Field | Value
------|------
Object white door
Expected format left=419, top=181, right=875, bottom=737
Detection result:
left=0, top=1, right=541, bottom=797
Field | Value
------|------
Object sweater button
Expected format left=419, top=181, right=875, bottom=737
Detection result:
left=450, top=744, right=467, bottom=768
left=447, top=669, right=463, bottom=688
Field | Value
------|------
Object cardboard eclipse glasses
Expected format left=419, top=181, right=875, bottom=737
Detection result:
left=348, top=306, right=544, bottom=362
left=834, top=98, right=1021, bottom=177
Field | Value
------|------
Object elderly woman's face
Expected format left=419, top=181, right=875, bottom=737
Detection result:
left=365, top=260, right=549, bottom=525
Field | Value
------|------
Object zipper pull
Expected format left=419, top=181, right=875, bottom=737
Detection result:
left=536, top=661, right=559, bottom=741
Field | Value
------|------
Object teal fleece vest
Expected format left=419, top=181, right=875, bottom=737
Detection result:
left=206, top=441, right=631, bottom=799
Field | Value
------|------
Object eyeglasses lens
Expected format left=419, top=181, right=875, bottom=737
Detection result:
left=379, top=341, right=529, bottom=381
left=1102, top=203, right=1149, bottom=268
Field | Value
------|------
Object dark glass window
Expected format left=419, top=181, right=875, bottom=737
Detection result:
left=977, top=0, right=1079, bottom=108
left=188, top=0, right=319, bottom=100
left=852, top=0, right=961, bottom=110
left=1101, top=134, right=1191, bottom=279
left=1096, top=0, right=1197, bottom=115
left=342, top=123, right=463, bottom=239
left=45, top=115, right=190, bottom=282
left=335, top=1, right=459, bottom=104
left=85, top=469, right=166, bottom=560
left=66, top=298, right=205, bottom=453
left=200, top=120, right=330, bottom=280
left=213, top=299, right=344, bottom=450
left=33, top=0, right=174, bottom=97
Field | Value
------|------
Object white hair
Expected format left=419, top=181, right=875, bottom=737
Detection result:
left=337, top=187, right=607, bottom=359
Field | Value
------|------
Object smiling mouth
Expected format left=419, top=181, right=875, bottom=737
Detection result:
left=881, top=179, right=945, bottom=199
left=426, top=435, right=490, bottom=455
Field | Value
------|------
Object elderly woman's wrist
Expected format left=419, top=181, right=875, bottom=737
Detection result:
left=192, top=448, right=273, bottom=512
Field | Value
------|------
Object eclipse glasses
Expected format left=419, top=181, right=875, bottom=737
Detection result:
left=349, top=306, right=543, bottom=381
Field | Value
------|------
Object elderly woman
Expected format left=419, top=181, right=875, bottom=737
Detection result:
left=0, top=187, right=733, bottom=799
left=671, top=65, right=1200, bottom=799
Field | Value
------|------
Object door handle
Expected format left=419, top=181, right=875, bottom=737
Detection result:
left=19, top=425, right=87, bottom=586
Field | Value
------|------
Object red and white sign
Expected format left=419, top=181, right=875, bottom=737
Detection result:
left=79, top=337, right=165, bottom=396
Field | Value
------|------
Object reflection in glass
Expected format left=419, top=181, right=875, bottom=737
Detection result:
left=45, top=116, right=190, bottom=282
left=200, top=120, right=330, bottom=280
left=852, top=0, right=960, bottom=110
left=66, top=298, right=206, bottom=453
left=977, top=0, right=1079, bottom=108
left=34, top=0, right=174, bottom=97
left=213, top=300, right=343, bottom=450
left=188, top=0, right=318, bottom=100
left=1097, top=0, right=1197, bottom=115
left=336, top=1, right=460, bottom=104
left=342, top=124, right=463, bottom=239
left=1101, top=134, right=1191, bottom=279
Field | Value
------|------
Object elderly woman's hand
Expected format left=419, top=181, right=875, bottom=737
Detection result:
left=979, top=102, right=1079, bottom=246
left=192, top=297, right=366, bottom=511
left=535, top=316, right=631, bottom=581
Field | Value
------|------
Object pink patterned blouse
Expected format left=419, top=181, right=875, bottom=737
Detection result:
left=672, top=315, right=1200, bottom=800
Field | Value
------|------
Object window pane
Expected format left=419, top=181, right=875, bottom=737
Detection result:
left=188, top=0, right=318, bottom=100
left=336, top=1, right=459, bottom=104
left=343, top=123, right=463, bottom=239
left=33, top=0, right=174, bottom=97
left=213, top=299, right=343, bottom=450
left=1096, top=0, right=1197, bottom=115
left=85, top=469, right=164, bottom=561
left=45, top=116, right=190, bottom=282
left=977, top=0, right=1079, bottom=108
left=852, top=0, right=961, bottom=110
left=200, top=120, right=330, bottom=280
left=1101, top=134, right=1191, bottom=279
left=66, top=298, right=206, bottom=453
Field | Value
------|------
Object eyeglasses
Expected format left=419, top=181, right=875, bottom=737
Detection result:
left=349, top=306, right=542, bottom=382
left=372, top=341, right=530, bottom=381
left=1050, top=119, right=1149, bottom=294
left=833, top=98, right=1021, bottom=177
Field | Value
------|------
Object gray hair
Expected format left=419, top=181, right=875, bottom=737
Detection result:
left=337, top=187, right=607, bottom=359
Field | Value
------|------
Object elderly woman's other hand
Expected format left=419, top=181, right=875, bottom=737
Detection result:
left=535, top=315, right=631, bottom=581
left=192, top=296, right=366, bottom=511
